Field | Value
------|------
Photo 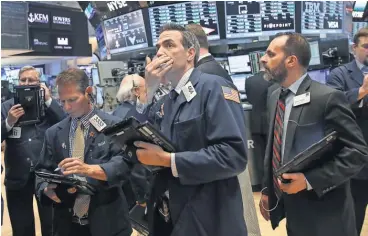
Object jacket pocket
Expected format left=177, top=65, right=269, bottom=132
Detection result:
left=173, top=113, right=205, bottom=151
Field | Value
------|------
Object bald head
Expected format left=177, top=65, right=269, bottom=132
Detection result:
left=116, top=74, right=146, bottom=103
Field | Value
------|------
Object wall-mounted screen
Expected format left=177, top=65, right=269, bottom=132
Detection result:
left=309, top=41, right=321, bottom=66
left=104, top=9, right=148, bottom=54
left=228, top=55, right=252, bottom=74
left=225, top=1, right=295, bottom=39
left=95, top=24, right=108, bottom=60
left=301, top=1, right=344, bottom=34
left=149, top=1, right=220, bottom=45
left=352, top=1, right=368, bottom=22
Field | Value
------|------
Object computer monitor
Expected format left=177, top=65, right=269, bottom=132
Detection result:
left=225, top=1, right=296, bottom=39
left=91, top=68, right=100, bottom=85
left=228, top=55, right=252, bottom=74
left=301, top=1, right=344, bottom=34
left=308, top=69, right=329, bottom=84
left=352, top=0, right=368, bottom=22
left=148, top=1, right=220, bottom=45
left=103, top=9, right=148, bottom=54
left=95, top=24, right=107, bottom=60
left=309, top=41, right=321, bottom=66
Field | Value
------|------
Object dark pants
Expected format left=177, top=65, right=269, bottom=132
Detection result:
left=6, top=173, right=53, bottom=236
left=351, top=179, right=368, bottom=235
left=66, top=223, right=91, bottom=236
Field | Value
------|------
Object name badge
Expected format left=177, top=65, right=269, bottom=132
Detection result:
left=293, top=92, right=310, bottom=107
left=9, top=127, right=21, bottom=138
left=182, top=81, right=197, bottom=102
left=98, top=141, right=106, bottom=147
left=89, top=115, right=107, bottom=132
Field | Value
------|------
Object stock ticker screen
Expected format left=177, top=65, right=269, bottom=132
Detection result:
left=103, top=9, right=148, bottom=54
left=225, top=1, right=295, bottom=39
left=302, top=1, right=344, bottom=34
left=149, top=1, right=220, bottom=45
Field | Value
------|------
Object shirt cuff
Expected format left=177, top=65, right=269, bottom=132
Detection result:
left=45, top=98, right=52, bottom=107
left=306, top=178, right=313, bottom=190
left=5, top=118, right=13, bottom=132
left=171, top=153, right=179, bottom=178
left=359, top=99, right=364, bottom=108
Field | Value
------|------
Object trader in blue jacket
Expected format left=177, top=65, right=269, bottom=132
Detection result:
left=35, top=68, right=133, bottom=236
left=134, top=23, right=248, bottom=236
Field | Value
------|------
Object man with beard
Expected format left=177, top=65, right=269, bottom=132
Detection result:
left=327, top=28, right=368, bottom=235
left=259, top=32, right=368, bottom=236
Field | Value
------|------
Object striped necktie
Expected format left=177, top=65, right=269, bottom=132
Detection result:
left=72, top=121, right=91, bottom=218
left=272, top=89, right=290, bottom=198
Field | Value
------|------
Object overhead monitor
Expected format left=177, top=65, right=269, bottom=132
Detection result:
left=103, top=9, right=148, bottom=54
left=352, top=1, right=368, bottom=22
left=225, top=1, right=295, bottom=39
left=95, top=24, right=108, bottom=60
left=148, top=1, right=220, bottom=45
left=84, top=3, right=96, bottom=20
left=228, top=55, right=252, bottom=74
left=301, top=1, right=344, bottom=34
left=309, top=41, right=321, bottom=66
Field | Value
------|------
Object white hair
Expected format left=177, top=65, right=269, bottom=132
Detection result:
left=116, top=74, right=142, bottom=103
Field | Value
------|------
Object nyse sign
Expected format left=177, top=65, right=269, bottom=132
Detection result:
left=107, top=1, right=128, bottom=12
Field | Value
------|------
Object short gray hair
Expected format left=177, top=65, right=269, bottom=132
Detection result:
left=18, top=66, right=40, bottom=79
left=56, top=68, right=89, bottom=93
left=116, top=74, right=141, bottom=103
left=160, top=23, right=200, bottom=66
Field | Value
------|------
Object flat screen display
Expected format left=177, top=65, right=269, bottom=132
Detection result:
left=301, top=1, right=344, bottom=34
left=84, top=3, right=96, bottom=20
left=225, top=1, right=295, bottom=39
left=149, top=1, right=220, bottom=45
left=95, top=24, right=108, bottom=60
left=352, top=1, right=368, bottom=22
left=92, top=68, right=100, bottom=85
left=104, top=9, right=148, bottom=54
left=309, top=41, right=321, bottom=66
left=228, top=55, right=252, bottom=74
left=308, top=69, right=329, bottom=84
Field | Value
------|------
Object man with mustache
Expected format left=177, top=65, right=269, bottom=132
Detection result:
left=259, top=32, right=368, bottom=236
left=327, top=27, right=368, bottom=235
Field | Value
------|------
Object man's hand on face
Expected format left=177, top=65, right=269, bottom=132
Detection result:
left=7, top=104, right=25, bottom=126
left=145, top=56, right=173, bottom=88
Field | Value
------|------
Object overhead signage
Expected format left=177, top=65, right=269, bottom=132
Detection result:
left=28, top=8, right=50, bottom=29
left=31, top=32, right=50, bottom=52
left=52, top=12, right=72, bottom=30
left=52, top=34, right=73, bottom=51
left=106, top=1, right=128, bottom=12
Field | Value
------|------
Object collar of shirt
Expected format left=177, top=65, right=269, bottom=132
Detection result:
left=356, top=59, right=366, bottom=72
left=174, top=68, right=194, bottom=94
left=71, top=107, right=96, bottom=131
left=198, top=53, right=212, bottom=62
left=286, top=73, right=308, bottom=95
